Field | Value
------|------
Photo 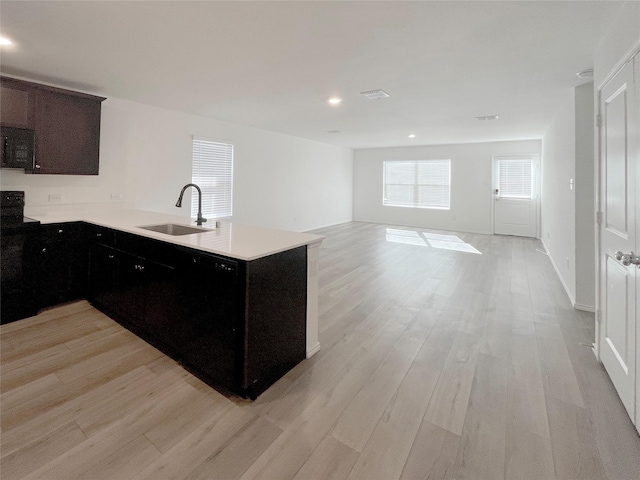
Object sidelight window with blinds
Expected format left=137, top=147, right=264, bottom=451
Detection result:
left=191, top=137, right=234, bottom=219
left=497, top=157, right=533, bottom=199
left=383, top=159, right=451, bottom=209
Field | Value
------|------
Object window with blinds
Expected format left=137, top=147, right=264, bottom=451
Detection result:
left=497, top=158, right=532, bottom=199
left=191, top=138, right=233, bottom=219
left=383, top=159, right=450, bottom=209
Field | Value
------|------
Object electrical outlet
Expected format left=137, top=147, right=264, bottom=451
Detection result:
left=48, top=194, right=63, bottom=202
left=110, top=193, right=123, bottom=201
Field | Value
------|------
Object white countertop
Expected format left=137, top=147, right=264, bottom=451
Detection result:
left=31, top=209, right=324, bottom=261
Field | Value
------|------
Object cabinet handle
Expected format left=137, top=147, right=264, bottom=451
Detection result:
left=96, top=233, right=103, bottom=237
left=108, top=254, right=114, bottom=259
left=58, top=229, right=64, bottom=234
left=35, top=164, right=41, bottom=169
left=41, top=247, right=47, bottom=253
left=139, top=265, right=145, bottom=272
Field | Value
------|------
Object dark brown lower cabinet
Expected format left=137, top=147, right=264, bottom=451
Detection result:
left=87, top=226, right=307, bottom=399
left=37, top=223, right=88, bottom=309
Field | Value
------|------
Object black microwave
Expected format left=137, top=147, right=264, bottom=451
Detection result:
left=1, top=126, right=35, bottom=170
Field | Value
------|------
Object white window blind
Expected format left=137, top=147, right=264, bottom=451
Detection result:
left=191, top=138, right=233, bottom=219
left=498, top=158, right=532, bottom=199
left=383, top=159, right=450, bottom=209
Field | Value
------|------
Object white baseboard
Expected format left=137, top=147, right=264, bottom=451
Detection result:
left=574, top=303, right=595, bottom=313
left=306, top=342, right=321, bottom=358
left=541, top=239, right=576, bottom=307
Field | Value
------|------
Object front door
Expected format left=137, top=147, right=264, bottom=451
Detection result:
left=599, top=57, right=637, bottom=423
left=493, top=156, right=537, bottom=237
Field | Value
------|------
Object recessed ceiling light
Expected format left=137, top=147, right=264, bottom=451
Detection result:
left=475, top=115, right=499, bottom=121
left=0, top=36, right=14, bottom=46
left=328, top=97, right=342, bottom=105
left=408, top=134, right=416, bottom=138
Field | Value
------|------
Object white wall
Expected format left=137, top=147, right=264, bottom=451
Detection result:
left=541, top=90, right=576, bottom=304
left=353, top=140, right=541, bottom=234
left=0, top=93, right=354, bottom=233
left=594, top=1, right=640, bottom=89
left=575, top=82, right=595, bottom=310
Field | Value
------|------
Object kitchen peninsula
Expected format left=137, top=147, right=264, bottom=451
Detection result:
left=29, top=209, right=323, bottom=399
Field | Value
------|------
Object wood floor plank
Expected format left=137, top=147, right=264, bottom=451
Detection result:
left=346, top=344, right=447, bottom=480
left=20, top=379, right=204, bottom=480
left=400, top=420, right=460, bottom=480
left=0, top=373, right=62, bottom=414
left=238, top=365, right=369, bottom=480
left=1, top=344, right=163, bottom=435
left=143, top=391, right=230, bottom=453
left=504, top=423, right=556, bottom=480
left=0, top=366, right=156, bottom=455
left=422, top=331, right=481, bottom=436
left=293, top=435, right=359, bottom=480
left=330, top=332, right=424, bottom=452
left=0, top=421, right=87, bottom=479
left=546, top=398, right=607, bottom=480
left=131, top=404, right=256, bottom=480
left=77, top=435, right=161, bottom=480
left=535, top=321, right=585, bottom=408
left=451, top=352, right=509, bottom=480
left=184, top=416, right=282, bottom=480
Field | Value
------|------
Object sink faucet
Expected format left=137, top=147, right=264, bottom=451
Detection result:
left=175, top=183, right=207, bottom=226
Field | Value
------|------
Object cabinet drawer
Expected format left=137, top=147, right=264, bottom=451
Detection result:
left=117, top=232, right=177, bottom=268
left=40, top=222, right=86, bottom=243
left=88, top=225, right=116, bottom=247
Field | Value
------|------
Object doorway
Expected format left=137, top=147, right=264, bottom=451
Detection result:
left=492, top=155, right=539, bottom=237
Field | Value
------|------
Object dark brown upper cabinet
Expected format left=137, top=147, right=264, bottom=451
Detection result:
left=0, top=77, right=35, bottom=129
left=0, top=76, right=106, bottom=175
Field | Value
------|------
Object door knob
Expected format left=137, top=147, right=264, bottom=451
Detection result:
left=614, top=251, right=640, bottom=267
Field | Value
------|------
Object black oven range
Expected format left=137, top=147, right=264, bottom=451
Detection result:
left=1, top=191, right=41, bottom=323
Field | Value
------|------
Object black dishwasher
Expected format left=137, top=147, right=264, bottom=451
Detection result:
left=1, top=191, right=41, bottom=323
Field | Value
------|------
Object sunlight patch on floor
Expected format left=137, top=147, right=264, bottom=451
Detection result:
left=385, top=228, right=482, bottom=254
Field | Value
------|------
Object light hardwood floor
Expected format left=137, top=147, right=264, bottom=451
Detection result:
left=2, top=221, right=640, bottom=480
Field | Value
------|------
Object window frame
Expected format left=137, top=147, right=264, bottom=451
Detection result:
left=191, top=136, right=234, bottom=220
left=495, top=156, right=534, bottom=200
left=382, top=159, right=451, bottom=210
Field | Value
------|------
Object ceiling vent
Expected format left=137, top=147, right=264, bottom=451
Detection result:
left=577, top=68, right=593, bottom=79
left=360, top=89, right=390, bottom=100
left=326, top=130, right=342, bottom=134
left=475, top=115, right=499, bottom=121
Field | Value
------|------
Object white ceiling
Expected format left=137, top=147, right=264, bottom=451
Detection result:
left=0, top=1, right=623, bottom=149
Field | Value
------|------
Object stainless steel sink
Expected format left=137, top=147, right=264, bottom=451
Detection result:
left=137, top=223, right=208, bottom=236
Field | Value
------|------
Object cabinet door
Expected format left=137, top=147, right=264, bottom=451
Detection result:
left=88, top=243, right=118, bottom=310
left=38, top=240, right=73, bottom=308
left=0, top=78, right=34, bottom=128
left=33, top=89, right=102, bottom=175
left=142, top=259, right=179, bottom=350
left=114, top=251, right=145, bottom=327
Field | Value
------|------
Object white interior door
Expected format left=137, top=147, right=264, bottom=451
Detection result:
left=493, top=156, right=537, bottom=237
left=599, top=57, right=637, bottom=424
